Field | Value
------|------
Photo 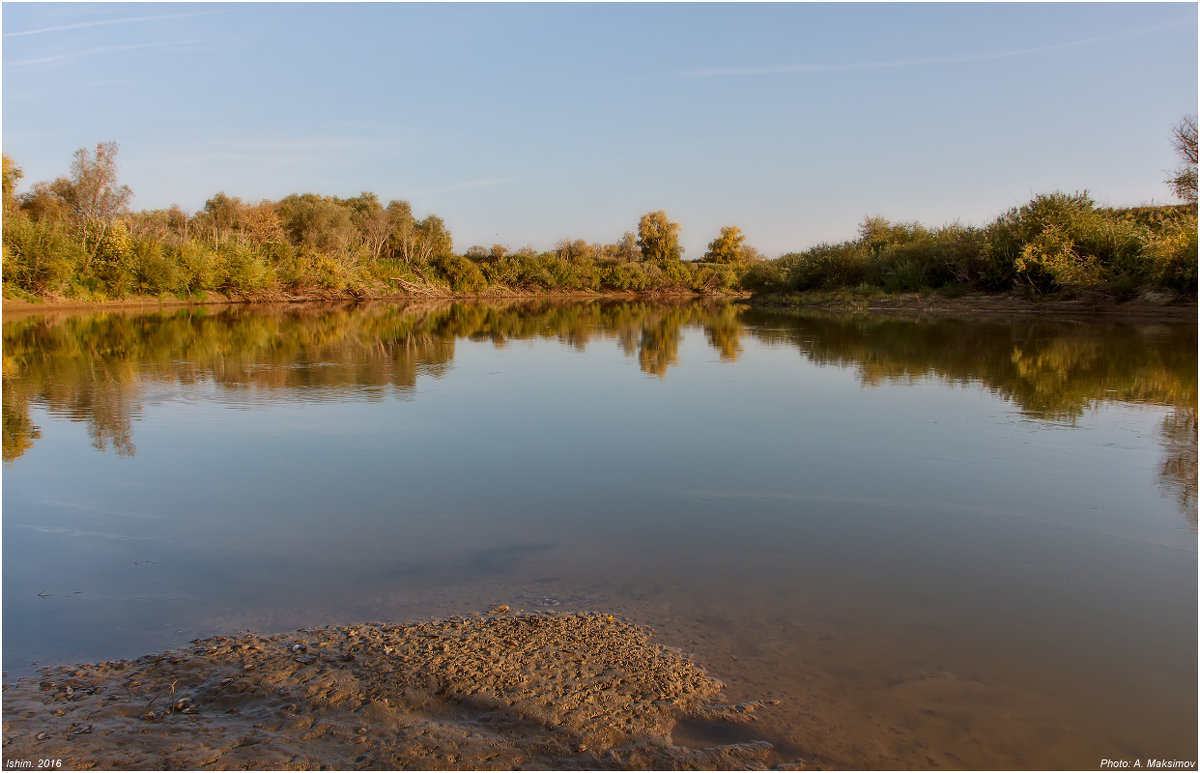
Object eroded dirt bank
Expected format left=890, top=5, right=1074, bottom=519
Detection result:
left=2, top=611, right=793, bottom=770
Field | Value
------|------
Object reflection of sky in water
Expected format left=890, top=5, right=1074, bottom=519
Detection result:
left=2, top=305, right=1195, bottom=767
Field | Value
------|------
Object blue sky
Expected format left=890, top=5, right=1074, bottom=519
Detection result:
left=3, top=2, right=1196, bottom=258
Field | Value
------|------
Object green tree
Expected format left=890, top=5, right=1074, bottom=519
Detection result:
left=339, top=192, right=393, bottom=263
left=2, top=154, right=23, bottom=215
left=19, top=178, right=75, bottom=222
left=556, top=238, right=599, bottom=263
left=276, top=193, right=358, bottom=256
left=1168, top=115, right=1197, bottom=204
left=703, top=225, right=747, bottom=264
left=198, top=192, right=247, bottom=246
left=637, top=210, right=682, bottom=262
left=608, top=231, right=639, bottom=263
left=385, top=200, right=418, bottom=264
left=413, top=214, right=453, bottom=262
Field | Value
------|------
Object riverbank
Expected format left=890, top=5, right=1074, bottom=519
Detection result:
left=5, top=286, right=1195, bottom=322
left=1, top=611, right=789, bottom=771
left=0, top=287, right=741, bottom=316
left=748, top=289, right=1199, bottom=320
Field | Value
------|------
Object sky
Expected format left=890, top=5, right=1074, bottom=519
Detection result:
left=2, top=2, right=1196, bottom=258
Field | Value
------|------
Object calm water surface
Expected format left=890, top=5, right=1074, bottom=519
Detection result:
left=3, top=300, right=1196, bottom=769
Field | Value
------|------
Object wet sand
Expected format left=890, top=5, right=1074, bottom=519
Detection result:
left=2, top=611, right=794, bottom=770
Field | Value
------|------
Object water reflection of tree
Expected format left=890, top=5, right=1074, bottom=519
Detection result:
left=743, top=312, right=1197, bottom=423
left=2, top=381, right=40, bottom=462
left=744, top=309, right=1197, bottom=517
left=702, top=304, right=743, bottom=362
left=72, top=374, right=138, bottom=457
left=1158, top=407, right=1198, bottom=523
left=638, top=308, right=684, bottom=377
left=2, top=305, right=455, bottom=462
left=0, top=300, right=741, bottom=460
left=4, top=304, right=1196, bottom=519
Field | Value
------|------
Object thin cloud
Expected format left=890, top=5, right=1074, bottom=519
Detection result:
left=675, top=18, right=1190, bottom=78
left=6, top=40, right=205, bottom=68
left=33, top=498, right=165, bottom=520
left=16, top=524, right=167, bottom=543
left=3, top=11, right=222, bottom=38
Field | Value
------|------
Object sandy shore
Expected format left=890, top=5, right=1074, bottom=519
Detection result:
left=1, top=611, right=794, bottom=770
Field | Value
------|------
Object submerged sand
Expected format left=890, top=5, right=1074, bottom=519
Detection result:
left=2, top=611, right=793, bottom=770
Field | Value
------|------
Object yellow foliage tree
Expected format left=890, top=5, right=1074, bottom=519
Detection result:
left=637, top=210, right=682, bottom=262
left=703, top=225, right=747, bottom=264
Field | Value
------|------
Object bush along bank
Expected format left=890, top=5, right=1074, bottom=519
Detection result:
left=742, top=194, right=1196, bottom=305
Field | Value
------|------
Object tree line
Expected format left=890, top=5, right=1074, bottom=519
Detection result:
left=1, top=145, right=749, bottom=301
left=2, top=116, right=1196, bottom=303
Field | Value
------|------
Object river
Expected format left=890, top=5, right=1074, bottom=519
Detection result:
left=2, top=299, right=1195, bottom=769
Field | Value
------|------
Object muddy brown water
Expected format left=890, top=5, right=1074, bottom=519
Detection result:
left=3, top=300, right=1196, bottom=769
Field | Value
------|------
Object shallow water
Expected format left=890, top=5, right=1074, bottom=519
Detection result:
left=3, top=299, right=1196, bottom=769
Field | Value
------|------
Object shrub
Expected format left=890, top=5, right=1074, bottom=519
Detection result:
left=740, top=259, right=788, bottom=295
left=934, top=224, right=988, bottom=286
left=90, top=220, right=137, bottom=296
left=1140, top=212, right=1199, bottom=294
left=659, top=259, right=692, bottom=288
left=433, top=255, right=488, bottom=292
left=713, top=264, right=741, bottom=291
left=132, top=237, right=183, bottom=295
left=878, top=252, right=929, bottom=292
left=217, top=243, right=271, bottom=293
left=176, top=241, right=219, bottom=294
left=986, top=192, right=1114, bottom=292
left=544, top=256, right=583, bottom=290
left=480, top=256, right=519, bottom=287
left=786, top=243, right=869, bottom=290
left=264, top=242, right=306, bottom=290
left=1, top=214, right=80, bottom=295
left=600, top=261, right=649, bottom=291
